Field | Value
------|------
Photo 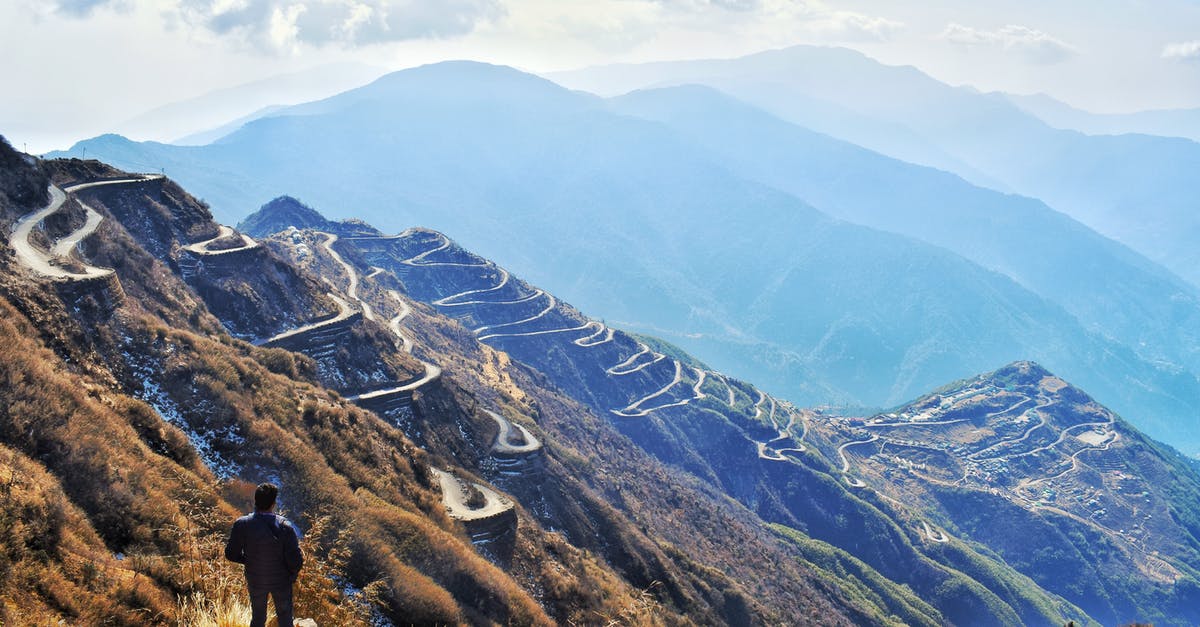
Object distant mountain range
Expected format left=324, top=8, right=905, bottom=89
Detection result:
left=112, top=62, right=384, bottom=145
left=608, top=85, right=1200, bottom=379
left=55, top=60, right=1200, bottom=456
left=1005, top=92, right=1200, bottom=143
left=551, top=45, right=1200, bottom=291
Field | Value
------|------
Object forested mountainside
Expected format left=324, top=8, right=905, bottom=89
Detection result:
left=241, top=195, right=1200, bottom=626
left=62, top=61, right=1200, bottom=458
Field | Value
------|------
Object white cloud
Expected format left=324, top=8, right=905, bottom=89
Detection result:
left=652, top=0, right=762, bottom=11
left=647, top=0, right=902, bottom=43
left=941, top=23, right=1076, bottom=65
left=1162, top=40, right=1200, bottom=61
left=802, top=9, right=902, bottom=42
left=42, top=0, right=503, bottom=50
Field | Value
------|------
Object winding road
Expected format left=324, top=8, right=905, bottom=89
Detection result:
left=754, top=397, right=809, bottom=460
left=922, top=521, right=950, bottom=543
left=711, top=372, right=736, bottom=407
left=387, top=291, right=415, bottom=353
left=573, top=321, right=615, bottom=347
left=472, top=293, right=558, bottom=335
left=320, top=233, right=373, bottom=321
left=1023, top=422, right=1119, bottom=487
left=432, top=268, right=543, bottom=307
left=478, top=321, right=594, bottom=342
left=969, top=399, right=1054, bottom=461
left=183, top=224, right=258, bottom=256
left=49, top=204, right=103, bottom=258
left=691, top=368, right=707, bottom=400
left=606, top=342, right=668, bottom=376
left=260, top=292, right=356, bottom=345
left=611, top=360, right=686, bottom=417
left=429, top=467, right=513, bottom=521
left=401, top=232, right=488, bottom=268
left=11, top=176, right=164, bottom=279
left=837, top=433, right=880, bottom=485
left=484, top=410, right=542, bottom=455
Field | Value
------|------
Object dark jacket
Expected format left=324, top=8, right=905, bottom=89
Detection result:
left=224, top=511, right=303, bottom=587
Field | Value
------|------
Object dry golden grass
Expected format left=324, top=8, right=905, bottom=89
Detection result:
left=177, top=589, right=254, bottom=627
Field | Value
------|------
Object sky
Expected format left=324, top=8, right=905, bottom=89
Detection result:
left=2, top=0, right=1199, bottom=153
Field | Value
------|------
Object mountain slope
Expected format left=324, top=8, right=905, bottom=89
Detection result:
left=1005, top=93, right=1200, bottom=143
left=1, top=143, right=893, bottom=624
left=59, top=62, right=1200, bottom=455
left=243, top=196, right=1200, bottom=625
left=111, top=63, right=383, bottom=145
left=0, top=153, right=555, bottom=624
left=551, top=45, right=1200, bottom=290
left=609, top=85, right=1200, bottom=376
left=245, top=205, right=1096, bottom=626
left=8, top=137, right=1200, bottom=624
left=848, top=361, right=1200, bottom=625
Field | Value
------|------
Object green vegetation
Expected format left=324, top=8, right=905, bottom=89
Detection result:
left=771, top=523, right=943, bottom=626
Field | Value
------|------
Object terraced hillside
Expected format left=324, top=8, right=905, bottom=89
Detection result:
left=826, top=362, right=1200, bottom=625
left=68, top=62, right=1200, bottom=462
left=5, top=142, right=1196, bottom=624
left=2, top=147, right=903, bottom=624
left=238, top=196, right=1200, bottom=625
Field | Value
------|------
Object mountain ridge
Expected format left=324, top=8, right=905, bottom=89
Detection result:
left=56, top=60, right=1200, bottom=455
left=551, top=44, right=1200, bottom=290
left=7, top=134, right=1200, bottom=622
left=243, top=193, right=1200, bottom=624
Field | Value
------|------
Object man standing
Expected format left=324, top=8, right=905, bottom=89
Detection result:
left=225, top=482, right=304, bottom=627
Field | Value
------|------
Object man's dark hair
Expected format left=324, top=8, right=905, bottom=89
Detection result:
left=255, top=483, right=279, bottom=512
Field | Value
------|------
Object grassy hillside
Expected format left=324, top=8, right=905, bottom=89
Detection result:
left=1, top=140, right=886, bottom=624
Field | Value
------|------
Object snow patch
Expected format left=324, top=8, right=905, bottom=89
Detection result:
left=126, top=352, right=242, bottom=479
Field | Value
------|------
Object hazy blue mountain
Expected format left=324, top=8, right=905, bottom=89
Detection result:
left=58, top=61, right=1200, bottom=454
left=173, top=104, right=287, bottom=146
left=609, top=85, right=1200, bottom=375
left=551, top=48, right=1008, bottom=192
left=111, top=62, right=384, bottom=145
left=552, top=45, right=1200, bottom=289
left=1006, top=92, right=1200, bottom=143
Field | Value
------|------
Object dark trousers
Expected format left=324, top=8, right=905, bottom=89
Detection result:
left=248, top=582, right=294, bottom=627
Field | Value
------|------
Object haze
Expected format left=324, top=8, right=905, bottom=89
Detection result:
left=3, top=0, right=1200, bottom=153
